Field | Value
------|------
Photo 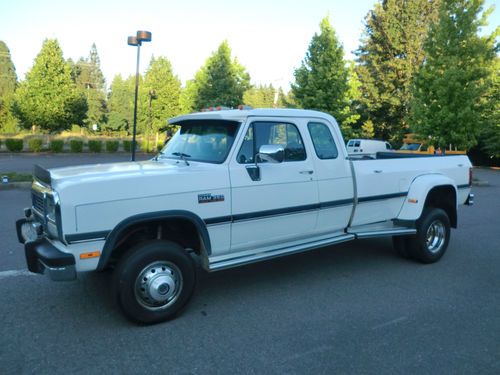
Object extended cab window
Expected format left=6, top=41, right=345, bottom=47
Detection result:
left=307, top=122, right=338, bottom=159
left=159, top=119, right=239, bottom=164
left=237, top=122, right=306, bottom=164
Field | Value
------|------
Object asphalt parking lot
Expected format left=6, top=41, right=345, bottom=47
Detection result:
left=0, top=164, right=499, bottom=374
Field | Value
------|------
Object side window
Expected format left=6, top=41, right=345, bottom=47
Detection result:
left=237, top=122, right=306, bottom=164
left=307, top=122, right=338, bottom=159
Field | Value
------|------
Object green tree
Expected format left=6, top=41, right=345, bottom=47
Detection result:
left=356, top=0, right=439, bottom=142
left=243, top=84, right=290, bottom=108
left=0, top=41, right=16, bottom=97
left=107, top=74, right=134, bottom=132
left=74, top=44, right=107, bottom=130
left=409, top=0, right=498, bottom=150
left=179, top=80, right=197, bottom=114
left=339, top=62, right=362, bottom=140
left=479, top=56, right=500, bottom=158
left=291, top=17, right=352, bottom=128
left=13, top=39, right=87, bottom=133
left=0, top=41, right=18, bottom=132
left=192, top=41, right=250, bottom=109
left=142, top=56, right=182, bottom=143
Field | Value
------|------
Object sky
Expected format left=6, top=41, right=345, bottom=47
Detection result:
left=1, top=0, right=499, bottom=91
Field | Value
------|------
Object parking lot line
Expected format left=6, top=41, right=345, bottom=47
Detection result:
left=0, top=269, right=34, bottom=280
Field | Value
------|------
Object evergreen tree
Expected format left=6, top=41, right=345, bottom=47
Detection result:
left=291, top=17, right=351, bottom=126
left=479, top=56, right=499, bottom=158
left=243, top=84, right=289, bottom=108
left=409, top=0, right=498, bottom=150
left=107, top=74, right=134, bottom=132
left=179, top=80, right=198, bottom=114
left=74, top=44, right=107, bottom=130
left=339, top=62, right=362, bottom=140
left=192, top=41, right=250, bottom=109
left=143, top=56, right=182, bottom=136
left=0, top=41, right=18, bottom=132
left=0, top=41, right=16, bottom=97
left=13, top=39, right=87, bottom=133
left=356, top=0, right=439, bottom=141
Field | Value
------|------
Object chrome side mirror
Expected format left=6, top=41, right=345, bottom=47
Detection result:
left=257, top=144, right=284, bottom=164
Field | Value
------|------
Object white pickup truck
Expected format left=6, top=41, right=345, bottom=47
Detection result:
left=17, top=108, right=474, bottom=324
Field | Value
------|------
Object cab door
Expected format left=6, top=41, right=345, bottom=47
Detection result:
left=306, top=121, right=354, bottom=235
left=228, top=118, right=319, bottom=253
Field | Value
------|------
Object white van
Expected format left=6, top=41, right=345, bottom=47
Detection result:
left=346, top=139, right=393, bottom=158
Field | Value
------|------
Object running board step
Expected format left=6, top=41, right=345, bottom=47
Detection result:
left=348, top=221, right=416, bottom=239
left=208, top=234, right=355, bottom=271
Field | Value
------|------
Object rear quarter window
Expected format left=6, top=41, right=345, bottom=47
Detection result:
left=307, top=122, right=338, bottom=159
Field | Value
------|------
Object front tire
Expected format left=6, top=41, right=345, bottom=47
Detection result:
left=408, top=208, right=451, bottom=264
left=114, top=240, right=196, bottom=324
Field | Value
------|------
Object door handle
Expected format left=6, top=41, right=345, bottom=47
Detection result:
left=299, top=170, right=314, bottom=175
left=373, top=170, right=383, bottom=173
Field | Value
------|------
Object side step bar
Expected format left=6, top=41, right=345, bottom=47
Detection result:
left=208, top=222, right=416, bottom=272
left=208, top=234, right=355, bottom=271
left=354, top=228, right=416, bottom=239
left=348, top=221, right=416, bottom=239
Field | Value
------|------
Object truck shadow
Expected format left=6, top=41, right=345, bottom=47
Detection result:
left=77, top=237, right=414, bottom=325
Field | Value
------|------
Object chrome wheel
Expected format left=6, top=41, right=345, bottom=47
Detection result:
left=426, top=220, right=446, bottom=254
left=134, top=261, right=183, bottom=311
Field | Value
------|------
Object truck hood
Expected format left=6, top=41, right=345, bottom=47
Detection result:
left=46, top=159, right=229, bottom=206
left=49, top=160, right=177, bottom=184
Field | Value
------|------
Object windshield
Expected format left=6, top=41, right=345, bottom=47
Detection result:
left=158, top=119, right=240, bottom=164
left=400, top=143, right=421, bottom=151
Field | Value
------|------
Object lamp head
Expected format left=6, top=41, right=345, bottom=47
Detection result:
left=127, top=36, right=139, bottom=46
left=137, top=30, right=152, bottom=43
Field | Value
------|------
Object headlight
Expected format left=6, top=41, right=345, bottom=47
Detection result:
left=45, top=193, right=60, bottom=238
left=46, top=195, right=56, bottom=223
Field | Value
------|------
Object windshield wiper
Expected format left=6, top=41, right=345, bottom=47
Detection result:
left=153, top=151, right=164, bottom=161
left=172, top=152, right=191, bottom=166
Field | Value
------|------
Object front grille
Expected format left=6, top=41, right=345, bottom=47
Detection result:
left=32, top=192, right=44, bottom=214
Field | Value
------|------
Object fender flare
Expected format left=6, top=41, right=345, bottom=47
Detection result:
left=96, top=210, right=212, bottom=270
left=397, top=174, right=457, bottom=222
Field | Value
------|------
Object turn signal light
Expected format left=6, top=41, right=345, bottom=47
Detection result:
left=80, top=251, right=101, bottom=260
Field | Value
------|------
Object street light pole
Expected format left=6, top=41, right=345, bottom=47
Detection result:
left=128, top=30, right=152, bottom=161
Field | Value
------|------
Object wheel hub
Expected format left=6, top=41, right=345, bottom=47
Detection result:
left=135, top=262, right=182, bottom=309
left=426, top=220, right=445, bottom=254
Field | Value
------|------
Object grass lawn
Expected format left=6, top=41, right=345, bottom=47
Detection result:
left=1, top=172, right=32, bottom=182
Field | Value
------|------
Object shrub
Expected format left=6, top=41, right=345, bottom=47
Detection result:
left=122, top=140, right=132, bottom=152
left=50, top=139, right=64, bottom=153
left=0, top=139, right=2, bottom=149
left=28, top=138, right=44, bottom=152
left=5, top=138, right=23, bottom=152
left=69, top=139, right=83, bottom=153
left=105, top=140, right=119, bottom=153
left=157, top=142, right=165, bottom=152
left=88, top=140, right=102, bottom=153
left=140, top=140, right=149, bottom=153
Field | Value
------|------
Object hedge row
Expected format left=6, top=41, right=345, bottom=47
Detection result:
left=0, top=139, right=146, bottom=153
